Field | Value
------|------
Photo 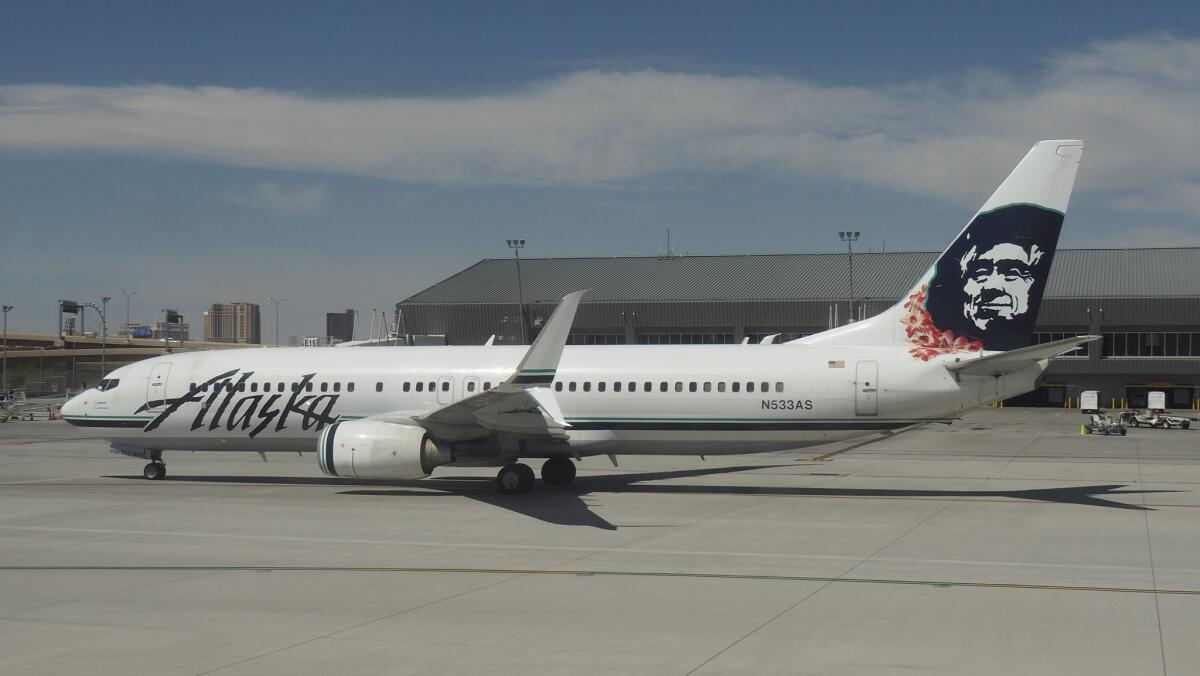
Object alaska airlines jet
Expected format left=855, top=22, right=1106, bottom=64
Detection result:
left=62, top=140, right=1092, bottom=494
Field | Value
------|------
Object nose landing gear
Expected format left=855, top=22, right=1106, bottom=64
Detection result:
left=142, top=461, right=166, bottom=480
left=142, top=450, right=166, bottom=480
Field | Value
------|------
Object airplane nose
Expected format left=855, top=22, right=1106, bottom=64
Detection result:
left=61, top=393, right=84, bottom=420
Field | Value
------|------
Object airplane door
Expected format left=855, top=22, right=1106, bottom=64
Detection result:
left=461, top=376, right=479, bottom=400
left=855, top=361, right=878, bottom=416
left=146, top=362, right=172, bottom=412
left=437, top=376, right=454, bottom=404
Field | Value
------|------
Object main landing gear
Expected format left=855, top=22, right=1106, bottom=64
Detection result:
left=540, top=457, right=576, bottom=486
left=495, top=457, right=576, bottom=494
left=496, top=463, right=535, bottom=494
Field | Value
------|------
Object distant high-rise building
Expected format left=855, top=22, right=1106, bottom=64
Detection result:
left=203, top=302, right=262, bottom=344
left=326, top=309, right=355, bottom=344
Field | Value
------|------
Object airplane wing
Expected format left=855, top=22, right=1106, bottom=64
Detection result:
left=945, top=335, right=1099, bottom=377
left=406, top=290, right=586, bottom=442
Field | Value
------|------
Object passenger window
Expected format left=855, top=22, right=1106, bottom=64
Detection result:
left=598, top=382, right=606, bottom=392
left=376, top=382, right=383, bottom=392
left=292, top=383, right=299, bottom=392
left=718, top=382, right=726, bottom=392
left=775, top=382, right=784, bottom=393
left=630, top=381, right=637, bottom=392
left=416, top=382, right=424, bottom=392
left=747, top=382, right=755, bottom=393
left=467, top=381, right=476, bottom=392
left=348, top=383, right=355, bottom=393
left=441, top=381, right=449, bottom=392
left=761, top=382, right=769, bottom=392
left=278, top=383, right=285, bottom=392
left=403, top=382, right=411, bottom=392
left=484, top=382, right=492, bottom=390
left=614, top=382, right=622, bottom=392
left=688, top=382, right=697, bottom=393
left=555, top=382, right=563, bottom=392
left=305, top=382, right=313, bottom=392
left=732, top=382, right=740, bottom=392
left=188, top=382, right=195, bottom=391
left=659, top=382, right=667, bottom=392
left=250, top=383, right=258, bottom=393
left=428, top=381, right=435, bottom=392
left=239, top=382, right=246, bottom=392
left=569, top=382, right=577, bottom=392
left=675, top=382, right=683, bottom=392
left=583, top=382, right=591, bottom=392
left=320, top=383, right=328, bottom=393
left=704, top=382, right=712, bottom=392
left=334, top=382, right=341, bottom=393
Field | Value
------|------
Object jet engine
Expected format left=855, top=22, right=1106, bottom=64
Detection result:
left=317, top=420, right=452, bottom=479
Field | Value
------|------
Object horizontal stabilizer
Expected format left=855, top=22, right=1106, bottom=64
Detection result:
left=946, top=336, right=1099, bottom=377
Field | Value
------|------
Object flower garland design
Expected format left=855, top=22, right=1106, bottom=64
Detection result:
left=901, top=284, right=983, bottom=361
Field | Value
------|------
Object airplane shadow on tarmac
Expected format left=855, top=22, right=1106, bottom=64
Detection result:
left=108, top=464, right=1176, bottom=530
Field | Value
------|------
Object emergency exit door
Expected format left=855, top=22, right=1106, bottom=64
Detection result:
left=855, top=361, right=878, bottom=416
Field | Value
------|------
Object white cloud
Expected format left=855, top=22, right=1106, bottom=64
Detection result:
left=222, top=182, right=328, bottom=215
left=1110, top=181, right=1200, bottom=217
left=1, top=34, right=1199, bottom=215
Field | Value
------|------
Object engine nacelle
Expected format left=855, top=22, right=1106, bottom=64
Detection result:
left=317, top=420, right=452, bottom=479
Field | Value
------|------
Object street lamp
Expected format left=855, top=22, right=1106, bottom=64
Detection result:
left=2, top=305, right=12, bottom=395
left=121, top=290, right=135, bottom=333
left=506, top=238, right=528, bottom=344
left=162, top=309, right=182, bottom=353
left=838, top=231, right=861, bottom=323
left=83, top=300, right=110, bottom=377
left=269, top=297, right=285, bottom=347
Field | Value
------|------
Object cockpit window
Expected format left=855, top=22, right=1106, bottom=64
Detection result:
left=96, top=379, right=120, bottom=392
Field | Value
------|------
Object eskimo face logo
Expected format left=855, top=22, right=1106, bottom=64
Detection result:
left=959, top=241, right=1045, bottom=330
left=918, top=204, right=1064, bottom=353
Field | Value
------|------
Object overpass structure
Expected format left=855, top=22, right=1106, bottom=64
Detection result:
left=2, top=333, right=248, bottom=394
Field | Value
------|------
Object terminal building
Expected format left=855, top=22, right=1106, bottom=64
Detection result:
left=397, top=247, right=1200, bottom=410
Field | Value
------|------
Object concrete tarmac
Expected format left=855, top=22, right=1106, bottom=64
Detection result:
left=1, top=408, right=1197, bottom=675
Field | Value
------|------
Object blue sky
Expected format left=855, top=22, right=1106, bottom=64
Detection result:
left=3, top=2, right=1199, bottom=339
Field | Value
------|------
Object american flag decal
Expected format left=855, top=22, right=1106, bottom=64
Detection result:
left=828, top=360, right=845, bottom=368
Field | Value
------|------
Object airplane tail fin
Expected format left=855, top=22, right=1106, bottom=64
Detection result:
left=798, top=140, right=1085, bottom=358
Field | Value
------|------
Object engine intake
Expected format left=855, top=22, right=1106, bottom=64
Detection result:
left=317, top=420, right=452, bottom=479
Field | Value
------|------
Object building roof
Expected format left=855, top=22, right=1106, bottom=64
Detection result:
left=402, top=247, right=1200, bottom=305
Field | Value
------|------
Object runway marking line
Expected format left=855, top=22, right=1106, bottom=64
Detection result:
left=0, top=565, right=1196, bottom=596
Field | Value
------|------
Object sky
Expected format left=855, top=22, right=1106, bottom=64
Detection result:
left=3, top=1, right=1199, bottom=340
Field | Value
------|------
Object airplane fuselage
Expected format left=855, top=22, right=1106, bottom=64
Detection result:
left=63, top=343, right=1037, bottom=458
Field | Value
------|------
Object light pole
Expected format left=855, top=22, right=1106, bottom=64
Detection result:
left=83, top=300, right=109, bottom=377
left=506, top=238, right=528, bottom=344
left=269, top=298, right=285, bottom=347
left=2, top=305, right=12, bottom=395
left=838, top=231, right=861, bottom=323
left=101, top=297, right=110, bottom=374
left=121, top=290, right=135, bottom=333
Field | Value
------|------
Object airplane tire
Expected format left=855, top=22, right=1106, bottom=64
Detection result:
left=497, top=463, right=534, bottom=494
left=541, top=457, right=577, bottom=486
left=1120, top=428, right=1127, bottom=436
left=143, top=462, right=166, bottom=481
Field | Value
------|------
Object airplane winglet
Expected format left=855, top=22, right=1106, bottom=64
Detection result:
left=501, top=290, right=588, bottom=389
left=946, top=335, right=1099, bottom=377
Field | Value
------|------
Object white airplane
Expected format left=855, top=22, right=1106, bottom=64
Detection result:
left=63, top=140, right=1092, bottom=494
